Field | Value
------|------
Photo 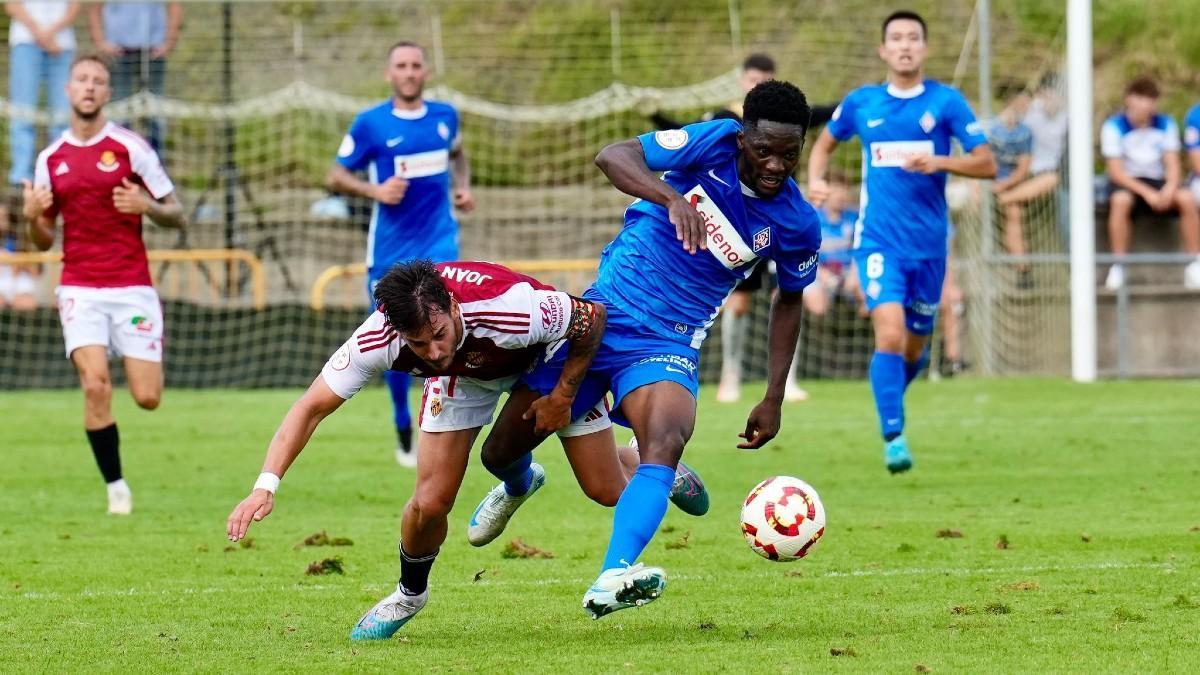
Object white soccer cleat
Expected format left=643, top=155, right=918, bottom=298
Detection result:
left=394, top=446, right=417, bottom=468
left=716, top=368, right=741, bottom=403
left=582, top=563, right=667, bottom=619
left=350, top=584, right=428, bottom=640
left=467, top=463, right=545, bottom=547
left=784, top=382, right=810, bottom=402
left=1104, top=264, right=1126, bottom=291
left=1184, top=259, right=1200, bottom=290
left=106, top=481, right=132, bottom=515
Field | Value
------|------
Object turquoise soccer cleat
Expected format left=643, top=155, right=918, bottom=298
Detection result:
left=582, top=563, right=667, bottom=619
left=349, top=585, right=427, bottom=641
left=467, top=463, right=546, bottom=547
left=884, top=435, right=913, bottom=474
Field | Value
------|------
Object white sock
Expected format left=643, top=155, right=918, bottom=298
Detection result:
left=721, top=312, right=748, bottom=379
left=106, top=478, right=129, bottom=493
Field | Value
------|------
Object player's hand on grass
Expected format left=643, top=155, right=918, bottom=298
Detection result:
left=667, top=194, right=707, bottom=255
left=21, top=179, right=53, bottom=221
left=522, top=391, right=573, bottom=435
left=226, top=489, right=274, bottom=541
left=806, top=178, right=830, bottom=206
left=902, top=154, right=942, bottom=175
left=453, top=187, right=475, bottom=212
left=737, top=399, right=782, bottom=450
left=372, top=176, right=409, bottom=205
left=113, top=178, right=151, bottom=215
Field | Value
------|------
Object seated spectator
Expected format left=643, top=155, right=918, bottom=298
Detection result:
left=1003, top=73, right=1069, bottom=246
left=986, top=88, right=1035, bottom=287
left=1100, top=77, right=1200, bottom=290
left=802, top=180, right=860, bottom=317
left=0, top=200, right=37, bottom=310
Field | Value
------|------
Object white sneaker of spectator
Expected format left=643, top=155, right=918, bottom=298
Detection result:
left=1184, top=259, right=1200, bottom=290
left=1104, top=264, right=1126, bottom=291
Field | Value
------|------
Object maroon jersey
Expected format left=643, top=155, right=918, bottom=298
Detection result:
left=34, top=122, right=174, bottom=288
left=321, top=261, right=577, bottom=399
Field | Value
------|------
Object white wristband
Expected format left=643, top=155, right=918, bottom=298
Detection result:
left=253, top=472, right=280, bottom=494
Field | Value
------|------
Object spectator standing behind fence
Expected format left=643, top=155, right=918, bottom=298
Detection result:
left=1100, top=77, right=1200, bottom=291
left=985, top=90, right=1035, bottom=288
left=6, top=1, right=79, bottom=186
left=86, top=2, right=182, bottom=156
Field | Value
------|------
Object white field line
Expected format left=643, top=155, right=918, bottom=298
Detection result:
left=6, top=560, right=1185, bottom=602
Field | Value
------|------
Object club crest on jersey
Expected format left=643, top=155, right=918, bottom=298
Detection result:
left=437, top=121, right=450, bottom=140
left=919, top=111, right=936, bottom=133
left=654, top=129, right=688, bottom=150
left=752, top=228, right=770, bottom=253
left=97, top=150, right=120, bottom=173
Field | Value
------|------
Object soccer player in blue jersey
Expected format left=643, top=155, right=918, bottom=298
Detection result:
left=326, top=41, right=475, bottom=467
left=469, top=80, right=822, bottom=618
left=807, top=10, right=996, bottom=474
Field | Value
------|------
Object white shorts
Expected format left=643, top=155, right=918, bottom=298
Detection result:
left=56, top=285, right=164, bottom=362
left=419, top=374, right=610, bottom=438
left=0, top=265, right=36, bottom=301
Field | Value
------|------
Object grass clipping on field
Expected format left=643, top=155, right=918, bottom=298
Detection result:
left=295, top=531, right=354, bottom=549
left=305, top=557, right=345, bottom=576
left=501, top=538, right=554, bottom=559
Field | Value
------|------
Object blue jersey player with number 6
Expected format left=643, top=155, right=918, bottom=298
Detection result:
left=465, top=79, right=822, bottom=618
left=808, top=10, right=995, bottom=473
left=326, top=41, right=475, bottom=467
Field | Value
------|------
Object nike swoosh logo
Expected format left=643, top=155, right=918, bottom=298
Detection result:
left=867, top=119, right=885, bottom=128
left=707, top=169, right=730, bottom=187
left=386, top=136, right=404, bottom=147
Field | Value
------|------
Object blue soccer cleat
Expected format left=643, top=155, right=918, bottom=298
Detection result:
left=884, top=435, right=913, bottom=474
left=350, top=585, right=427, bottom=640
left=582, top=563, right=667, bottom=619
left=467, top=463, right=546, bottom=547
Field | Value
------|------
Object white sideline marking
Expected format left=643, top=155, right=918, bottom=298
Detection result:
left=8, top=560, right=1183, bottom=602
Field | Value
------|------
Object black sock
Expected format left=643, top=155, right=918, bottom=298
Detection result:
left=398, top=543, right=438, bottom=596
left=86, top=423, right=122, bottom=483
left=397, top=427, right=413, bottom=453
left=884, top=431, right=901, bottom=442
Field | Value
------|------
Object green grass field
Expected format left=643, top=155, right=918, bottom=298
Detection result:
left=2, top=379, right=1199, bottom=672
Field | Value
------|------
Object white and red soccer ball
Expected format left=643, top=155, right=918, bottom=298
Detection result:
left=741, top=476, right=825, bottom=561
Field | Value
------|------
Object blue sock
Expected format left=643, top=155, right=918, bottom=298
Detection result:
left=870, top=351, right=906, bottom=441
left=384, top=370, right=412, bottom=437
left=491, top=453, right=535, bottom=496
left=601, top=464, right=675, bottom=572
left=904, top=348, right=930, bottom=390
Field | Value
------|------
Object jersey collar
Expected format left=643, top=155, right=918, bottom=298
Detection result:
left=392, top=103, right=429, bottom=120
left=740, top=181, right=761, bottom=199
left=63, top=121, right=115, bottom=147
left=886, top=81, right=926, bottom=99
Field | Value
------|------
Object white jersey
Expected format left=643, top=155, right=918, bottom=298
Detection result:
left=321, top=261, right=577, bottom=400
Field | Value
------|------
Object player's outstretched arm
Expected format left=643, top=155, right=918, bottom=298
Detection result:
left=806, top=129, right=840, bottom=206
left=225, top=376, right=346, bottom=541
left=524, top=298, right=607, bottom=434
left=739, top=289, right=804, bottom=450
left=595, top=139, right=707, bottom=254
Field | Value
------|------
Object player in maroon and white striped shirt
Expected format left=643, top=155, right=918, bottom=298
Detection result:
left=23, top=54, right=185, bottom=515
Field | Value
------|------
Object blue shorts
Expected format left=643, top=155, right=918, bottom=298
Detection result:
left=520, top=288, right=700, bottom=428
left=853, top=249, right=946, bottom=336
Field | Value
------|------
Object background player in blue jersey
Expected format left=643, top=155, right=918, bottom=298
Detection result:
left=469, top=80, right=822, bottom=618
left=807, top=10, right=995, bottom=473
left=326, top=41, right=475, bottom=466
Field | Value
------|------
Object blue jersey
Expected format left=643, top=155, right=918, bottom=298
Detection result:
left=827, top=79, right=987, bottom=259
left=593, top=119, right=821, bottom=347
left=336, top=100, right=461, bottom=276
left=1181, top=104, right=1200, bottom=154
left=817, top=208, right=856, bottom=267
left=985, top=118, right=1033, bottom=179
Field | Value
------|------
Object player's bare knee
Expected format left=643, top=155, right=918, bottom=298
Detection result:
left=133, top=390, right=161, bottom=410
left=638, top=432, right=687, bottom=466
left=583, top=479, right=622, bottom=507
left=412, top=489, right=456, bottom=521
left=874, top=326, right=906, bottom=353
left=1109, top=190, right=1134, bottom=211
left=80, top=372, right=112, bottom=403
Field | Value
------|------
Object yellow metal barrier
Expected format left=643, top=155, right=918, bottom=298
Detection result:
left=310, top=259, right=599, bottom=310
left=1, top=249, right=267, bottom=309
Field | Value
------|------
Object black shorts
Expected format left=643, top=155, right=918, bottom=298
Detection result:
left=1107, top=177, right=1168, bottom=213
left=735, top=260, right=768, bottom=292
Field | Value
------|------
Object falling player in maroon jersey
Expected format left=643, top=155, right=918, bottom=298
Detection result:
left=23, top=54, right=185, bottom=515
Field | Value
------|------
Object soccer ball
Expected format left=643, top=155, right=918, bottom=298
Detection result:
left=740, top=476, right=825, bottom=561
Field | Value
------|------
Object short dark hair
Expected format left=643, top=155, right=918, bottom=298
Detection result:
left=373, top=259, right=451, bottom=335
left=743, top=79, right=810, bottom=131
left=1126, top=76, right=1160, bottom=99
left=388, top=41, right=426, bottom=60
left=742, top=53, right=776, bottom=74
left=70, top=53, right=111, bottom=76
left=1037, top=72, right=1061, bottom=93
left=882, top=10, right=927, bottom=42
